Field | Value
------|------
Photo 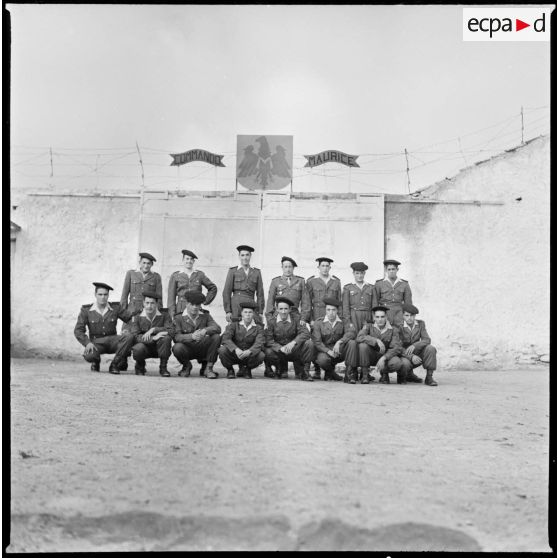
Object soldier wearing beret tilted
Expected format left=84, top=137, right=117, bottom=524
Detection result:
left=398, top=304, right=439, bottom=386
left=129, top=291, right=173, bottom=377
left=374, top=259, right=412, bottom=328
left=167, top=249, right=217, bottom=319
left=74, top=282, right=135, bottom=374
left=171, top=291, right=222, bottom=379
left=222, top=245, right=265, bottom=325
left=264, top=296, right=314, bottom=381
left=356, top=305, right=404, bottom=385
left=311, top=297, right=358, bottom=382
left=218, top=300, right=265, bottom=379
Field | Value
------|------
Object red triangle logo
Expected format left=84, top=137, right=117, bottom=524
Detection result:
left=516, top=19, right=530, bottom=31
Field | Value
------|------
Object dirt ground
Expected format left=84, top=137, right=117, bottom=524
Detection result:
left=8, top=357, right=552, bottom=552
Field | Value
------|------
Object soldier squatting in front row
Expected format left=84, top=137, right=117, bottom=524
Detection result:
left=74, top=249, right=439, bottom=386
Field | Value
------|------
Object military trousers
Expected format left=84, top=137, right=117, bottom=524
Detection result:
left=358, top=343, right=402, bottom=372
left=348, top=309, right=372, bottom=332
left=384, top=303, right=404, bottom=327
left=83, top=334, right=135, bottom=365
left=264, top=339, right=314, bottom=372
left=400, top=344, right=437, bottom=373
left=132, top=336, right=172, bottom=364
left=315, top=339, right=358, bottom=370
left=218, top=346, right=265, bottom=370
left=172, top=334, right=221, bottom=364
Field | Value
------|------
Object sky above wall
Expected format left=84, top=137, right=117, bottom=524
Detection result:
left=8, top=4, right=552, bottom=195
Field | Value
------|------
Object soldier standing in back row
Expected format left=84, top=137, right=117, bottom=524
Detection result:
left=306, top=257, right=342, bottom=380
left=222, top=245, right=265, bottom=324
left=374, top=259, right=412, bottom=327
left=167, top=249, right=217, bottom=318
left=265, top=256, right=310, bottom=324
left=342, top=262, right=377, bottom=331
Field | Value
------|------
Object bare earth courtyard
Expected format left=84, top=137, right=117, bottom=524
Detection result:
left=8, top=358, right=551, bottom=552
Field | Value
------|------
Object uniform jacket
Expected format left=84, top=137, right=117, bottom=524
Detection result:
left=129, top=310, right=173, bottom=343
left=167, top=270, right=217, bottom=316
left=306, top=275, right=342, bottom=322
left=120, top=270, right=163, bottom=311
left=264, top=315, right=310, bottom=351
left=222, top=321, right=265, bottom=355
left=74, top=302, right=133, bottom=346
left=171, top=310, right=221, bottom=344
left=342, top=282, right=377, bottom=317
left=312, top=317, right=356, bottom=353
left=374, top=277, right=412, bottom=308
left=398, top=320, right=431, bottom=352
left=222, top=266, right=265, bottom=313
left=356, top=322, right=402, bottom=361
left=265, top=275, right=311, bottom=321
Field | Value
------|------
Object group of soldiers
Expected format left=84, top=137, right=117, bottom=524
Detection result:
left=74, top=245, right=439, bottom=386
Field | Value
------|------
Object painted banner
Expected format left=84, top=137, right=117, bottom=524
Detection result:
left=236, top=135, right=293, bottom=190
left=304, top=150, right=360, bottom=168
left=169, top=149, right=225, bottom=167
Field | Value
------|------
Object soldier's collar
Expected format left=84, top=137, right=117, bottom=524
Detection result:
left=240, top=319, right=256, bottom=330
left=182, top=268, right=196, bottom=274
left=91, top=302, right=110, bottom=315
left=183, top=309, right=200, bottom=319
left=354, top=281, right=369, bottom=287
left=140, top=309, right=162, bottom=318
left=373, top=321, right=392, bottom=332
left=277, top=314, right=292, bottom=323
left=384, top=275, right=401, bottom=286
left=403, top=320, right=416, bottom=329
left=326, top=315, right=342, bottom=326
left=237, top=265, right=251, bottom=272
left=136, top=269, right=152, bottom=275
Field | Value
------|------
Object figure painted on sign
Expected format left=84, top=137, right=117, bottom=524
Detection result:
left=271, top=145, right=291, bottom=178
left=255, top=136, right=273, bottom=188
left=237, top=145, right=258, bottom=177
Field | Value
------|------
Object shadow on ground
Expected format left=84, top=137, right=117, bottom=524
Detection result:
left=9, top=511, right=482, bottom=552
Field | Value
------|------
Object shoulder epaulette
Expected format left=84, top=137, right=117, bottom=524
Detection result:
left=307, top=275, right=315, bottom=281
left=272, top=275, right=281, bottom=280
left=342, top=283, right=352, bottom=289
left=295, top=275, right=304, bottom=280
left=315, top=316, right=325, bottom=322
left=375, top=278, right=384, bottom=283
left=171, top=270, right=181, bottom=276
left=229, top=266, right=237, bottom=270
left=332, top=275, right=340, bottom=280
left=200, top=308, right=209, bottom=314
left=81, top=303, right=93, bottom=309
left=253, top=267, right=260, bottom=271
left=400, top=278, right=408, bottom=282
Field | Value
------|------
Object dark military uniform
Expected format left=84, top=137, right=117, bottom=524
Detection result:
left=306, top=275, right=342, bottom=322
left=265, top=275, right=311, bottom=323
left=311, top=317, right=358, bottom=378
left=74, top=302, right=135, bottom=368
left=398, top=320, right=437, bottom=377
left=171, top=310, right=222, bottom=367
left=218, top=321, right=265, bottom=373
left=374, top=277, right=412, bottom=327
left=167, top=270, right=217, bottom=318
left=356, top=322, right=403, bottom=380
left=129, top=310, right=173, bottom=370
left=342, top=282, right=378, bottom=331
left=264, top=315, right=313, bottom=378
left=222, top=266, right=265, bottom=322
left=120, top=270, right=163, bottom=333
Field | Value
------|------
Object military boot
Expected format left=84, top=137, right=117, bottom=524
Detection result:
left=301, top=362, right=313, bottom=382
left=205, top=363, right=218, bottom=379
left=329, top=367, right=343, bottom=382
left=264, top=364, right=276, bottom=378
left=118, top=359, right=129, bottom=371
left=199, top=361, right=207, bottom=377
left=227, top=368, right=236, bottom=379
left=397, top=369, right=407, bottom=384
left=280, top=364, right=289, bottom=379
left=90, top=361, right=100, bottom=372
left=159, top=359, right=170, bottom=377
left=312, top=363, right=321, bottom=380
left=379, top=372, right=390, bottom=384
left=178, top=361, right=192, bottom=377
left=346, top=366, right=357, bottom=384
left=108, top=361, right=121, bottom=375
left=361, top=366, right=370, bottom=384
left=243, top=366, right=253, bottom=379
left=407, top=370, right=423, bottom=383
left=424, top=370, right=438, bottom=386
left=135, top=363, right=146, bottom=375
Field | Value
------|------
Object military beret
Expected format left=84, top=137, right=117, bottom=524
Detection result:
left=316, top=257, right=333, bottom=264
left=181, top=249, right=198, bottom=259
left=402, top=304, right=419, bottom=315
left=383, top=259, right=401, bottom=266
left=92, top=282, right=113, bottom=291
left=323, top=297, right=341, bottom=308
left=275, top=296, right=295, bottom=307
left=138, top=252, right=156, bottom=262
left=185, top=291, right=206, bottom=305
left=239, top=300, right=257, bottom=309
left=350, top=262, right=368, bottom=272
left=372, top=305, right=389, bottom=313
left=281, top=256, right=297, bottom=267
left=142, top=291, right=159, bottom=300
left=237, top=245, right=255, bottom=253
